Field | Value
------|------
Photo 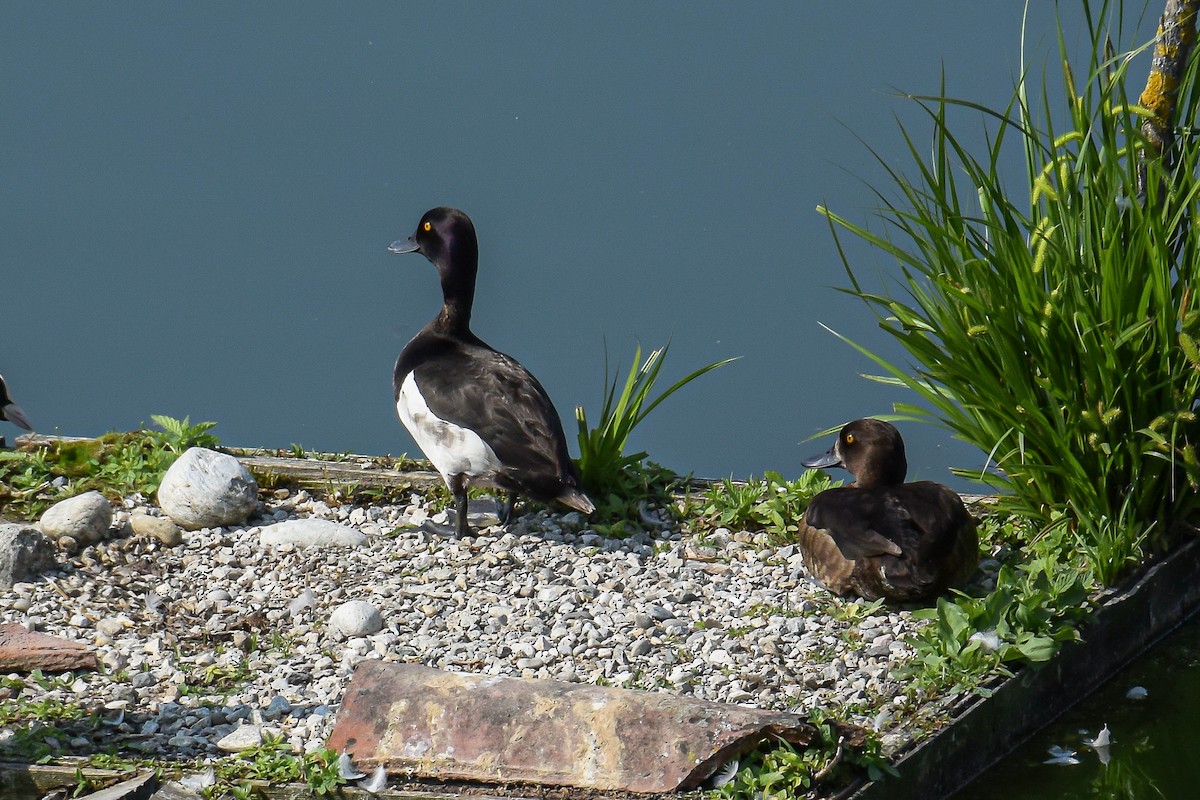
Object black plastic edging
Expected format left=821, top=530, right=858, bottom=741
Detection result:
left=853, top=535, right=1200, bottom=800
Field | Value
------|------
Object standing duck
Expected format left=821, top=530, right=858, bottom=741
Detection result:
left=388, top=207, right=594, bottom=536
left=0, top=373, right=32, bottom=433
left=797, top=418, right=977, bottom=602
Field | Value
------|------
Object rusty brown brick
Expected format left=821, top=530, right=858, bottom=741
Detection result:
left=0, top=622, right=98, bottom=672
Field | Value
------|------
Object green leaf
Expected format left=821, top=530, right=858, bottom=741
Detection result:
left=1013, top=633, right=1058, bottom=662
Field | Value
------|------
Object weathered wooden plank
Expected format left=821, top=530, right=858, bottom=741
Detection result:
left=12, top=434, right=446, bottom=494
left=78, top=772, right=156, bottom=800
left=0, top=762, right=536, bottom=800
left=0, top=762, right=134, bottom=798
left=229, top=450, right=444, bottom=492
left=13, top=433, right=991, bottom=507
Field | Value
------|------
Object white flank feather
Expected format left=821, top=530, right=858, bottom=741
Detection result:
left=711, top=758, right=739, bottom=788
left=360, top=764, right=388, bottom=794
left=398, top=373, right=500, bottom=482
left=337, top=753, right=366, bottom=780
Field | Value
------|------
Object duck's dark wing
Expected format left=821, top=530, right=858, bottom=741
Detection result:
left=890, top=481, right=979, bottom=587
left=803, top=487, right=904, bottom=559
left=884, top=484, right=973, bottom=553
left=797, top=487, right=901, bottom=598
left=398, top=335, right=580, bottom=497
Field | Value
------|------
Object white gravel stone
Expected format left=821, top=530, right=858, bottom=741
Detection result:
left=330, top=600, right=384, bottom=637
left=157, top=447, right=258, bottom=530
left=130, top=513, right=184, bottom=546
left=216, top=724, right=264, bottom=752
left=259, top=519, right=367, bottom=548
left=40, top=492, right=113, bottom=544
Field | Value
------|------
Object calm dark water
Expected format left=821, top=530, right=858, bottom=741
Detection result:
left=962, top=612, right=1200, bottom=799
left=0, top=4, right=1155, bottom=487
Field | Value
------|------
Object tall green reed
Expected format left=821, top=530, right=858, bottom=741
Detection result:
left=574, top=342, right=735, bottom=514
left=818, top=1, right=1200, bottom=583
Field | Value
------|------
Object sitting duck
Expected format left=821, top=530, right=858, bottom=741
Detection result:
left=797, top=418, right=977, bottom=602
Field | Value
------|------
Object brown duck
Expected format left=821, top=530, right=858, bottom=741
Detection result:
left=797, top=419, right=978, bottom=602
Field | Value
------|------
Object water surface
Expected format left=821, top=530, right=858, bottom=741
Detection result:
left=0, top=3, right=1158, bottom=486
left=962, top=611, right=1200, bottom=798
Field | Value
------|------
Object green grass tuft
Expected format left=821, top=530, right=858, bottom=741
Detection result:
left=574, top=342, right=735, bottom=522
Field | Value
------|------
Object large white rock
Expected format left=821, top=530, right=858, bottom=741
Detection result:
left=0, top=523, right=58, bottom=590
left=157, top=447, right=258, bottom=531
left=259, top=518, right=367, bottom=548
left=330, top=600, right=384, bottom=637
left=40, top=491, right=113, bottom=544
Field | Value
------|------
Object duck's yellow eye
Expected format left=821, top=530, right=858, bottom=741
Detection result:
left=423, top=221, right=432, bottom=232
left=845, top=433, right=856, bottom=445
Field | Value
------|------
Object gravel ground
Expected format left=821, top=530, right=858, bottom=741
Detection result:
left=0, top=486, right=938, bottom=788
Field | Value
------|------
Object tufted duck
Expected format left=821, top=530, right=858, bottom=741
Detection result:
left=797, top=418, right=978, bottom=602
left=388, top=207, right=594, bottom=536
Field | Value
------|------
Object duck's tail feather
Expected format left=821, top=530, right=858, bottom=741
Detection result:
left=559, top=488, right=595, bottom=515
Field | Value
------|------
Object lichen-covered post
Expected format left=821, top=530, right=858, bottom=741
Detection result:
left=1137, top=0, right=1198, bottom=196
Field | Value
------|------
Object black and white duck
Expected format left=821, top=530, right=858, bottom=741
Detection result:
left=388, top=207, right=594, bottom=536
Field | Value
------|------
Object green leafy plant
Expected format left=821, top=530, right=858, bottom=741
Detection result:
left=71, top=767, right=96, bottom=798
left=179, top=661, right=256, bottom=698
left=0, top=694, right=86, bottom=727
left=697, top=470, right=837, bottom=538
left=83, top=753, right=141, bottom=772
left=903, top=543, right=1093, bottom=698
left=216, top=733, right=346, bottom=796
left=818, top=1, right=1200, bottom=584
left=698, top=477, right=766, bottom=530
left=575, top=342, right=735, bottom=518
left=149, top=414, right=220, bottom=454
left=0, top=415, right=219, bottom=518
left=713, top=712, right=896, bottom=799
left=298, top=747, right=347, bottom=796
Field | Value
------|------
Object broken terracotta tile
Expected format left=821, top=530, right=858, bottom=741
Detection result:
left=328, top=661, right=844, bottom=793
left=0, top=622, right=98, bottom=672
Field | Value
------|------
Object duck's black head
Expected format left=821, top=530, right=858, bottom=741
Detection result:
left=390, top=207, right=478, bottom=276
left=390, top=207, right=480, bottom=331
left=802, top=418, right=907, bottom=488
